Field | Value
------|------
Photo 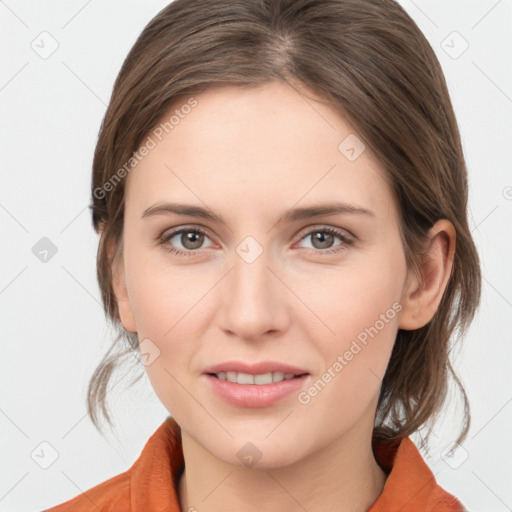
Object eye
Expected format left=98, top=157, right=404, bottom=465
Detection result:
left=159, top=225, right=354, bottom=257
left=159, top=227, right=214, bottom=256
left=296, top=226, right=354, bottom=255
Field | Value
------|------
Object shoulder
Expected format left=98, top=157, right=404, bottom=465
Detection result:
left=42, top=416, right=181, bottom=512
left=43, top=469, right=131, bottom=511
left=370, top=436, right=467, bottom=512
left=430, top=495, right=468, bottom=512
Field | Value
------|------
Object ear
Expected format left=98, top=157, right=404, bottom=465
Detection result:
left=398, top=219, right=456, bottom=330
left=108, top=239, right=137, bottom=333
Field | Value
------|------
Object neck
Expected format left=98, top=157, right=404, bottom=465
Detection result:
left=177, top=415, right=387, bottom=512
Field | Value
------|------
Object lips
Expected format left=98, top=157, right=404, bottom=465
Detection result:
left=204, top=370, right=310, bottom=407
left=202, top=360, right=311, bottom=407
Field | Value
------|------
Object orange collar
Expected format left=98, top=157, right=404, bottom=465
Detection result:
left=368, top=435, right=465, bottom=511
left=46, top=416, right=466, bottom=511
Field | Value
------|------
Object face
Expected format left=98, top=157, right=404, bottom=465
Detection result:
left=113, top=80, right=414, bottom=467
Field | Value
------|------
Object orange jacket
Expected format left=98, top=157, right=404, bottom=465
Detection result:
left=44, top=416, right=466, bottom=511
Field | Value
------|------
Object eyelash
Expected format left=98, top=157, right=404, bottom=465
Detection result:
left=159, top=226, right=354, bottom=257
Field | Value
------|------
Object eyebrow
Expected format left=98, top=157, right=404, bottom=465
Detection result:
left=141, top=201, right=375, bottom=225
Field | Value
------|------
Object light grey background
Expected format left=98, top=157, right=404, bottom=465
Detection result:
left=1, top=1, right=511, bottom=511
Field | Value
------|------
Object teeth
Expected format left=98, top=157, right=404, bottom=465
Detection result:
left=237, top=372, right=255, bottom=385
left=215, top=371, right=299, bottom=384
left=254, top=373, right=273, bottom=385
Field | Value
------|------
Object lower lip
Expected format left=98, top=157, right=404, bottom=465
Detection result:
left=204, top=374, right=310, bottom=408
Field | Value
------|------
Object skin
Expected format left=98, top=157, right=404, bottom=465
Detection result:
left=110, top=80, right=456, bottom=512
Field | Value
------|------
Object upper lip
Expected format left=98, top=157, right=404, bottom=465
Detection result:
left=203, top=361, right=310, bottom=376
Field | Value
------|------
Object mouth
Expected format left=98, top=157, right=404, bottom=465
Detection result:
left=203, top=365, right=311, bottom=407
left=207, top=371, right=308, bottom=385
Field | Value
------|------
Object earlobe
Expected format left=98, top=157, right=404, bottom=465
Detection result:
left=109, top=240, right=138, bottom=334
left=398, top=219, right=456, bottom=331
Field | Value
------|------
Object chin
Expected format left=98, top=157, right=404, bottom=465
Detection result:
left=205, top=431, right=311, bottom=470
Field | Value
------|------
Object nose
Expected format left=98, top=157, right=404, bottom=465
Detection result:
left=217, top=242, right=290, bottom=341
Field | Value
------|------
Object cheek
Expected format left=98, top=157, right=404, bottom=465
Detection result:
left=303, top=246, right=406, bottom=395
left=296, top=273, right=402, bottom=432
left=124, top=249, right=205, bottom=380
left=125, top=245, right=208, bottom=337
left=304, top=258, right=404, bottom=350
left=126, top=259, right=205, bottom=416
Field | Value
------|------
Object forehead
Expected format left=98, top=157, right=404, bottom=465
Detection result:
left=125, top=81, right=395, bottom=221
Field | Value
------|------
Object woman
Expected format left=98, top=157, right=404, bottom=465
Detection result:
left=45, top=0, right=481, bottom=510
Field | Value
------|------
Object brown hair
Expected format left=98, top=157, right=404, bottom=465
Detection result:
left=87, top=0, right=481, bottom=449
